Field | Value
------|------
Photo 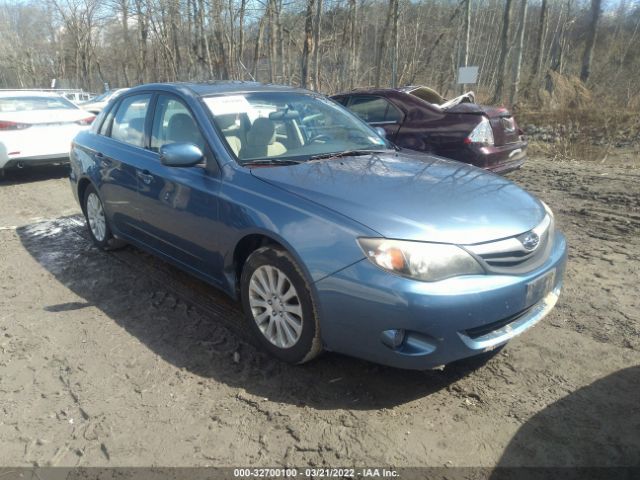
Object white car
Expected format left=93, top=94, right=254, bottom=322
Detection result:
left=0, top=91, right=94, bottom=177
left=79, top=88, right=129, bottom=114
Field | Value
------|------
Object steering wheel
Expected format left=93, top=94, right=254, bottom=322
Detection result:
left=307, top=134, right=331, bottom=144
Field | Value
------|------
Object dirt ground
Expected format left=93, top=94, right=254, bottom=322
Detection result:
left=0, top=150, right=638, bottom=469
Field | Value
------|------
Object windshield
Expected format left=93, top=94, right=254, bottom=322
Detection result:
left=0, top=96, right=77, bottom=112
left=203, top=92, right=389, bottom=164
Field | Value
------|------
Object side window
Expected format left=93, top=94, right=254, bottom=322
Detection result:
left=348, top=96, right=403, bottom=124
left=110, top=94, right=151, bottom=147
left=385, top=102, right=404, bottom=123
left=98, top=105, right=116, bottom=136
left=151, top=95, right=206, bottom=153
left=332, top=95, right=349, bottom=106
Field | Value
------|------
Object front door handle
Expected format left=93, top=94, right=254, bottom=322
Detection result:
left=137, top=169, right=154, bottom=185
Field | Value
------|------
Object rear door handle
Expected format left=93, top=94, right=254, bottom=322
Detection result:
left=137, top=169, right=154, bottom=185
left=95, top=152, right=113, bottom=166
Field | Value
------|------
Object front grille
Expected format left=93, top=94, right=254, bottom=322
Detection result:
left=465, top=305, right=533, bottom=339
left=464, top=215, right=553, bottom=273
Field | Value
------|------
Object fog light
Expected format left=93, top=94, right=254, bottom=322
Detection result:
left=381, top=329, right=406, bottom=349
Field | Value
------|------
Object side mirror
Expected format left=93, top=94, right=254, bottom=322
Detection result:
left=374, top=126, right=387, bottom=138
left=159, top=143, right=204, bottom=167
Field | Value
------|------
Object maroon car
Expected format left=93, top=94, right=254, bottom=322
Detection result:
left=331, top=86, right=527, bottom=174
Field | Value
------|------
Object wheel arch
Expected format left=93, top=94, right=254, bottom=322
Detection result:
left=77, top=176, right=95, bottom=215
left=229, top=230, right=316, bottom=301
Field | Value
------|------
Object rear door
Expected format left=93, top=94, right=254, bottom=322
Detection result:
left=88, top=93, right=154, bottom=237
left=134, top=93, right=225, bottom=285
left=346, top=95, right=404, bottom=140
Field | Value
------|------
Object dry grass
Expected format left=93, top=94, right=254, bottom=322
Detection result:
left=516, top=104, right=640, bottom=162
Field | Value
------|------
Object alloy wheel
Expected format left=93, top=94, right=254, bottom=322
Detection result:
left=86, top=192, right=106, bottom=242
left=248, top=265, right=303, bottom=349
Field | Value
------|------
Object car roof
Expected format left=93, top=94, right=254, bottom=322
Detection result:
left=331, top=87, right=407, bottom=97
left=126, top=81, right=312, bottom=97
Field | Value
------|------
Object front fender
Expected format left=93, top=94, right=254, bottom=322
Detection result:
left=219, top=166, right=376, bottom=290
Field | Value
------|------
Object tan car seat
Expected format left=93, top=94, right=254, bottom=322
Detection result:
left=214, top=114, right=242, bottom=156
left=240, top=118, right=286, bottom=159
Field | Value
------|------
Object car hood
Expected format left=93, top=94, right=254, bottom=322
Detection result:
left=250, top=151, right=545, bottom=245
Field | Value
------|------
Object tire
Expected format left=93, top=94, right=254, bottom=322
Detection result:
left=82, top=184, right=125, bottom=250
left=240, top=246, right=322, bottom=364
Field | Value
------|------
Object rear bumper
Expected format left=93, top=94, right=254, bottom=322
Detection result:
left=314, top=230, right=567, bottom=370
left=1, top=154, right=70, bottom=170
left=439, top=141, right=527, bottom=175
left=473, top=141, right=528, bottom=174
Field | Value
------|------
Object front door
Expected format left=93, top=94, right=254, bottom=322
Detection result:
left=134, top=94, right=225, bottom=286
left=346, top=95, right=403, bottom=141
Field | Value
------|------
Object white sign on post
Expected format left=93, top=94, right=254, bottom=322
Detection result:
left=457, top=66, right=479, bottom=84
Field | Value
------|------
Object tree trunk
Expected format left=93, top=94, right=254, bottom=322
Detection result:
left=510, top=0, right=527, bottom=105
left=348, top=0, right=358, bottom=90
left=374, top=0, right=396, bottom=87
left=300, top=0, right=315, bottom=89
left=460, top=0, right=471, bottom=93
left=312, top=0, right=322, bottom=90
left=491, top=0, right=512, bottom=104
left=253, top=13, right=266, bottom=80
left=391, top=0, right=399, bottom=87
left=580, top=0, right=602, bottom=82
left=530, top=0, right=547, bottom=82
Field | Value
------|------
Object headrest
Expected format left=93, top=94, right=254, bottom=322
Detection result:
left=167, top=113, right=197, bottom=143
left=246, top=118, right=276, bottom=147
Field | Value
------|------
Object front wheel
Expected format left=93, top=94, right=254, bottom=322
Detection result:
left=82, top=184, right=125, bottom=250
left=240, top=247, right=322, bottom=364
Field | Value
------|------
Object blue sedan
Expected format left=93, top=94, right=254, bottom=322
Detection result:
left=69, top=82, right=567, bottom=370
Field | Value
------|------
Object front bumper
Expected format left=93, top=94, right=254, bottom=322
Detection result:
left=314, top=231, right=567, bottom=370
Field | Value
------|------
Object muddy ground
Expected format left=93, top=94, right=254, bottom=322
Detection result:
left=0, top=150, right=638, bottom=469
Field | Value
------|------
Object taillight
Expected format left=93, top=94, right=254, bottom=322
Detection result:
left=76, top=116, right=96, bottom=125
left=0, top=120, right=30, bottom=131
left=464, top=117, right=494, bottom=146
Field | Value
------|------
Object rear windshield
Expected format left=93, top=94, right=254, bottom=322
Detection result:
left=0, top=96, right=77, bottom=112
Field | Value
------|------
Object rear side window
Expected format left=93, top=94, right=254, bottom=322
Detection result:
left=150, top=95, right=206, bottom=153
left=331, top=95, right=348, bottom=106
left=110, top=94, right=151, bottom=148
left=348, top=96, right=403, bottom=123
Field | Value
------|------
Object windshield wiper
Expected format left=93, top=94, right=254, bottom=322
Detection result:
left=242, top=158, right=303, bottom=166
left=308, top=149, right=390, bottom=161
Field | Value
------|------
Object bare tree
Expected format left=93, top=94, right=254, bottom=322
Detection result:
left=300, top=0, right=315, bottom=89
left=374, top=0, right=397, bottom=87
left=492, top=0, right=513, bottom=103
left=510, top=0, right=528, bottom=105
left=580, top=0, right=602, bottom=82
left=312, top=0, right=322, bottom=90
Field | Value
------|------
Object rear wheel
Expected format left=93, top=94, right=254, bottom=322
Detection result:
left=241, top=247, right=322, bottom=364
left=82, top=184, right=125, bottom=250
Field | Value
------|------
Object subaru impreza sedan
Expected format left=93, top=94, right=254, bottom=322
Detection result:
left=69, top=82, right=566, bottom=370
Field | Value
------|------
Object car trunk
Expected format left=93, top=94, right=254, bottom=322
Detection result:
left=0, top=109, right=92, bottom=126
left=445, top=103, right=521, bottom=146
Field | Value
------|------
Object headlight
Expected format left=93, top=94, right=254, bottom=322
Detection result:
left=358, top=238, right=484, bottom=282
